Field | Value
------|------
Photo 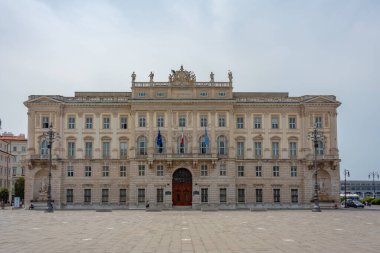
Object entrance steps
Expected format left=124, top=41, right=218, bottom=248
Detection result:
left=172, top=206, right=193, bottom=210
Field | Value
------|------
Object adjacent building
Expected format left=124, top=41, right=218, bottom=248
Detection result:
left=340, top=180, right=380, bottom=199
left=24, top=66, right=341, bottom=209
left=0, top=133, right=27, bottom=201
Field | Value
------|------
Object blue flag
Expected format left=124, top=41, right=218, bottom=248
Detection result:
left=204, top=127, right=209, bottom=146
left=157, top=129, right=163, bottom=148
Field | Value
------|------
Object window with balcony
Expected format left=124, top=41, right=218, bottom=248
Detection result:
left=236, top=141, right=244, bottom=158
left=289, top=142, right=297, bottom=158
left=200, top=115, right=208, bottom=127
left=254, top=142, right=262, bottom=158
left=137, top=136, right=147, bottom=155
left=217, top=136, right=227, bottom=155
left=67, top=142, right=75, bottom=158
left=157, top=115, right=164, bottom=128
left=179, top=115, right=186, bottom=127
left=315, top=116, right=323, bottom=128
left=85, top=142, right=92, bottom=159
left=120, top=142, right=128, bottom=158
left=102, top=142, right=110, bottom=159
left=272, top=142, right=279, bottom=158
left=316, top=141, right=324, bottom=155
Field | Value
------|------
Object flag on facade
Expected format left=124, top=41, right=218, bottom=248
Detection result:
left=157, top=129, right=163, bottom=153
left=204, top=127, right=209, bottom=146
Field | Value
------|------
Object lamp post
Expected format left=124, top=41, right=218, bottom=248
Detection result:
left=42, top=124, right=59, bottom=213
left=368, top=171, right=379, bottom=199
left=343, top=169, right=350, bottom=208
left=309, top=125, right=324, bottom=212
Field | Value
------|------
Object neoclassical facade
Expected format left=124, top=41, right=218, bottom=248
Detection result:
left=24, top=66, right=341, bottom=209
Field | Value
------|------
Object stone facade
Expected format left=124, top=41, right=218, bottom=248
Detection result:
left=0, top=133, right=27, bottom=201
left=24, top=66, right=341, bottom=209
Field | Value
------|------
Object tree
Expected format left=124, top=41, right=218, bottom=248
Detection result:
left=0, top=188, right=9, bottom=208
left=14, top=177, right=25, bottom=200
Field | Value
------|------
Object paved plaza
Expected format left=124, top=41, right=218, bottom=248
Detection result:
left=0, top=208, right=379, bottom=253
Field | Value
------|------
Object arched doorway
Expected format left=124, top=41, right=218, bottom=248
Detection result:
left=172, top=168, right=192, bottom=206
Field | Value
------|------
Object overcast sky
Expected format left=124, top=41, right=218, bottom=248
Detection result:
left=1, top=0, right=379, bottom=180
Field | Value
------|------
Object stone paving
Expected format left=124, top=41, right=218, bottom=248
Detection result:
left=0, top=208, right=379, bottom=253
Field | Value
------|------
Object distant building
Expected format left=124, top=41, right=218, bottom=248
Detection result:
left=24, top=66, right=341, bottom=209
left=340, top=180, right=380, bottom=199
left=0, top=133, right=27, bottom=201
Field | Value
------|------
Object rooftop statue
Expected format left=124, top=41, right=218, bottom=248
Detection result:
left=149, top=71, right=154, bottom=82
left=228, top=70, right=233, bottom=83
left=210, top=72, right=214, bottom=82
left=131, top=72, right=136, bottom=82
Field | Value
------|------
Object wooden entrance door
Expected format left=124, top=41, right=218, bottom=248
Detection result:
left=172, top=168, right=192, bottom=206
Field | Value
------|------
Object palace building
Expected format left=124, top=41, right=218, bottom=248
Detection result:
left=24, top=66, right=341, bottom=209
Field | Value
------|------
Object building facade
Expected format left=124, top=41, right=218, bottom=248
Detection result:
left=0, top=133, right=27, bottom=201
left=0, top=139, right=11, bottom=192
left=24, top=66, right=341, bottom=209
left=340, top=180, right=380, bottom=199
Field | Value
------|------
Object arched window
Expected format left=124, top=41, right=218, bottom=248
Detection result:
left=316, top=141, right=324, bottom=155
left=199, top=136, right=209, bottom=154
left=217, top=136, right=227, bottom=155
left=155, top=136, right=166, bottom=154
left=177, top=135, right=187, bottom=154
left=40, top=139, right=48, bottom=157
left=137, top=136, right=147, bottom=155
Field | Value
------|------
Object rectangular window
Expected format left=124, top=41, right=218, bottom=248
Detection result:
left=120, top=116, right=128, bottom=129
left=236, top=141, right=244, bottom=157
left=236, top=116, right=244, bottom=129
left=85, top=142, right=92, bottom=159
left=273, top=166, right=280, bottom=177
left=85, top=166, right=92, bottom=177
left=138, top=188, right=145, bottom=203
left=139, top=116, right=146, bottom=127
left=42, top=116, right=49, bottom=128
left=289, top=142, right=297, bottom=158
left=291, top=166, right=297, bottom=177
left=271, top=115, right=279, bottom=129
left=256, top=189, right=263, bottom=203
left=120, top=165, right=127, bottom=177
left=157, top=188, right=164, bottom=203
left=179, top=115, right=186, bottom=127
left=68, top=116, right=75, bottom=129
left=255, top=166, right=262, bottom=177
left=85, top=116, right=93, bottom=129
left=67, top=142, right=75, bottom=158
left=119, top=189, right=127, bottom=204
left=272, top=142, right=279, bottom=158
left=254, top=142, right=262, bottom=158
left=66, top=189, right=73, bottom=203
left=237, top=166, right=244, bottom=177
left=201, top=188, right=208, bottom=203
left=102, top=142, right=110, bottom=159
left=291, top=189, right=298, bottom=203
left=200, top=115, right=208, bottom=127
left=201, top=164, right=208, bottom=176
left=273, top=189, right=281, bottom=203
left=157, top=115, right=164, bottom=128
left=254, top=116, right=262, bottom=129
left=238, top=189, right=245, bottom=203
left=289, top=116, right=296, bottom=129
left=219, top=164, right=226, bottom=176
left=120, top=142, right=128, bottom=158
left=102, top=189, right=109, bottom=203
left=84, top=189, right=91, bottom=203
left=220, top=188, right=227, bottom=203
left=103, top=117, right=110, bottom=129
left=156, top=165, right=164, bottom=176
left=315, top=116, right=323, bottom=128
left=102, top=166, right=109, bottom=177
left=67, top=165, right=74, bottom=177
left=138, top=165, right=145, bottom=176
left=218, top=115, right=226, bottom=127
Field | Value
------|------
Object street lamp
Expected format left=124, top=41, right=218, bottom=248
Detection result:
left=308, top=125, right=324, bottom=212
left=368, top=171, right=379, bottom=199
left=343, top=169, right=350, bottom=208
left=42, top=124, right=59, bottom=213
